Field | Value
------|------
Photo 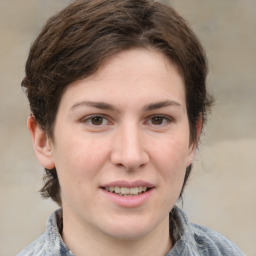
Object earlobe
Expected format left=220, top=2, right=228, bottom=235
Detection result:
left=27, top=115, right=55, bottom=169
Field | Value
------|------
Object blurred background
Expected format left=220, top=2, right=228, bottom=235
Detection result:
left=0, top=0, right=255, bottom=255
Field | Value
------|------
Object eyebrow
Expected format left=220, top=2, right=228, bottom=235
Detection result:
left=70, top=100, right=182, bottom=112
left=143, top=100, right=183, bottom=112
left=70, top=101, right=118, bottom=112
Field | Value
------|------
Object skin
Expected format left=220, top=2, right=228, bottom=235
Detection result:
left=28, top=48, right=200, bottom=256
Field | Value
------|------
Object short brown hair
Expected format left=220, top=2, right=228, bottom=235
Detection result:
left=22, top=0, right=213, bottom=206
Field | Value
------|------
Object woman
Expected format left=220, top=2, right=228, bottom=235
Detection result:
left=18, top=0, right=244, bottom=255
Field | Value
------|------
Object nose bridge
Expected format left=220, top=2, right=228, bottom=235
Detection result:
left=111, top=120, right=148, bottom=169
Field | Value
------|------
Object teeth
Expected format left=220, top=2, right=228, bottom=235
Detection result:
left=130, top=187, right=138, bottom=194
left=115, top=186, right=120, bottom=193
left=109, top=187, right=115, bottom=192
left=121, top=187, right=129, bottom=194
left=105, top=186, right=148, bottom=196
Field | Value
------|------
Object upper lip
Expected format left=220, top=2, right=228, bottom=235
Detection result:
left=100, top=180, right=155, bottom=188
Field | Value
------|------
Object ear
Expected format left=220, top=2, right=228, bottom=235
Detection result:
left=27, top=115, right=55, bottom=169
left=186, top=116, right=203, bottom=167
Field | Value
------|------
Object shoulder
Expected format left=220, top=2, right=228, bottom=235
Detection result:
left=190, top=223, right=245, bottom=255
left=169, top=206, right=245, bottom=256
left=16, top=232, right=72, bottom=256
left=16, top=233, right=48, bottom=256
left=16, top=209, right=73, bottom=256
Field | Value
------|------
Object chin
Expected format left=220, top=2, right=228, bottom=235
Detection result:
left=106, top=226, right=152, bottom=241
left=100, top=215, right=161, bottom=241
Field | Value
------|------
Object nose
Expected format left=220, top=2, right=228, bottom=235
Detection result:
left=110, top=124, right=149, bottom=170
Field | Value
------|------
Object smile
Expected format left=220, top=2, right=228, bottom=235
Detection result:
left=104, top=186, right=149, bottom=196
left=100, top=181, right=154, bottom=207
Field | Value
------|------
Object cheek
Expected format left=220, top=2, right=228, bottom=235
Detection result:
left=154, top=134, right=189, bottom=162
left=53, top=136, right=110, bottom=185
left=151, top=138, right=189, bottom=211
left=54, top=139, right=110, bottom=207
left=151, top=136, right=189, bottom=180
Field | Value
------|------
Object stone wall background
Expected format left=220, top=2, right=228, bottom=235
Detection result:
left=0, top=0, right=255, bottom=255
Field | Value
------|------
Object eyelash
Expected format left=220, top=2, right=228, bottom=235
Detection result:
left=81, top=114, right=173, bottom=127
left=146, top=115, right=173, bottom=126
left=81, top=114, right=110, bottom=126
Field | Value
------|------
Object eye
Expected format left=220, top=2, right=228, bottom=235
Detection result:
left=82, top=115, right=109, bottom=126
left=148, top=115, right=172, bottom=126
left=90, top=116, right=105, bottom=125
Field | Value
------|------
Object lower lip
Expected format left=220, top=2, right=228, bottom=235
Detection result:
left=101, top=188, right=154, bottom=208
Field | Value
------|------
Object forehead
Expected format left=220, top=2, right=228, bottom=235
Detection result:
left=88, top=48, right=183, bottom=84
left=59, top=48, right=186, bottom=110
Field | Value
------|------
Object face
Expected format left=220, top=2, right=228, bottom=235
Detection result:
left=37, top=48, right=196, bottom=241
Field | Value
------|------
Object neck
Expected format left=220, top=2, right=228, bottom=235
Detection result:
left=62, top=213, right=172, bottom=256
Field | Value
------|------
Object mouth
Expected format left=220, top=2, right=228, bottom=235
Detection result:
left=102, top=186, right=151, bottom=197
left=100, top=181, right=154, bottom=207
